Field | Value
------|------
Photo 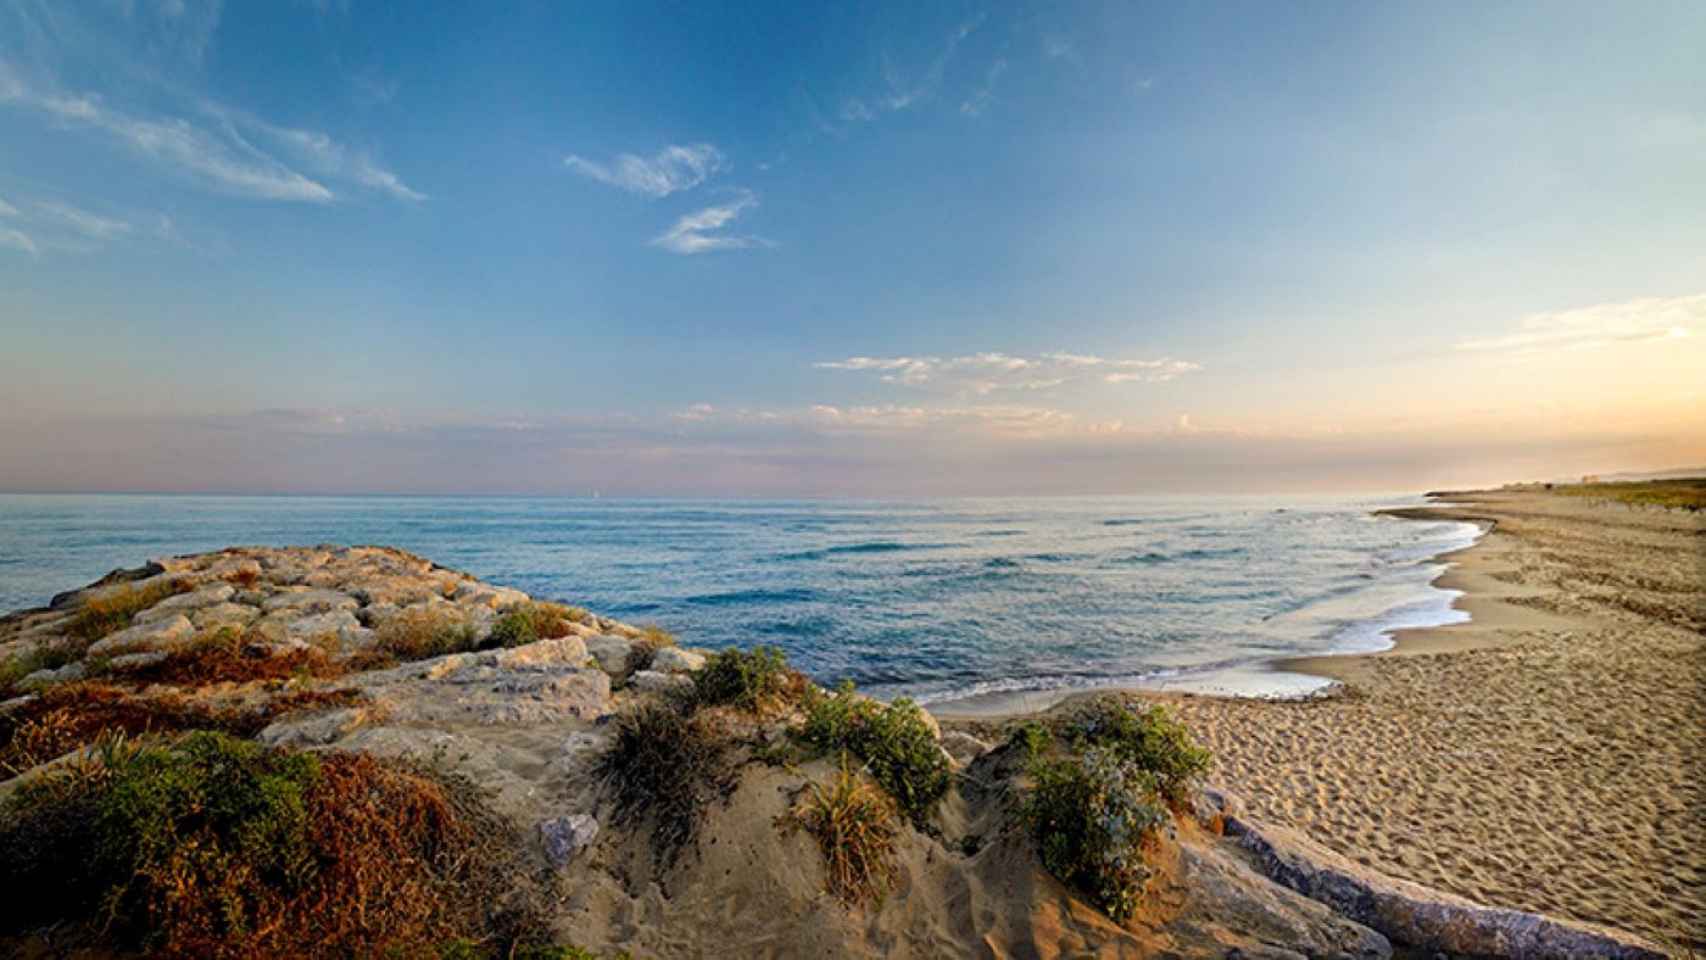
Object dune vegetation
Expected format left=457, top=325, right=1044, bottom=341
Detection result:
left=1552, top=477, right=1706, bottom=511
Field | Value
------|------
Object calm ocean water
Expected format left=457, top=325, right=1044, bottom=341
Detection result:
left=0, top=494, right=1478, bottom=703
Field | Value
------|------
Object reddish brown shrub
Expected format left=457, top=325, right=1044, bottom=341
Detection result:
left=0, top=734, right=537, bottom=958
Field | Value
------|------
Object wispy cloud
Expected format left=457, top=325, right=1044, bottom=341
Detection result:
left=0, top=59, right=422, bottom=204
left=245, top=119, right=425, bottom=202
left=1042, top=35, right=1076, bottom=62
left=350, top=69, right=398, bottom=108
left=960, top=59, right=1008, bottom=117
left=564, top=143, right=726, bottom=198
left=815, top=351, right=1201, bottom=394
left=3, top=77, right=329, bottom=201
left=0, top=195, right=16, bottom=217
left=820, top=16, right=986, bottom=135
left=1455, top=294, right=1703, bottom=355
left=34, top=200, right=133, bottom=239
left=0, top=226, right=37, bottom=256
left=651, top=191, right=769, bottom=254
left=882, top=15, right=983, bottom=111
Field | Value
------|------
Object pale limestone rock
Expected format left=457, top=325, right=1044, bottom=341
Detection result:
left=190, top=602, right=260, bottom=631
left=939, top=730, right=991, bottom=766
left=1223, top=810, right=1664, bottom=959
left=133, top=583, right=235, bottom=623
left=648, top=646, right=706, bottom=673
left=201, top=556, right=262, bottom=582
left=585, top=634, right=638, bottom=675
left=356, top=601, right=402, bottom=628
left=486, top=635, right=589, bottom=670
left=262, top=588, right=358, bottom=614
left=303, top=570, right=340, bottom=589
left=539, top=814, right=599, bottom=868
left=19, top=661, right=86, bottom=690
left=454, top=583, right=530, bottom=610
left=630, top=669, right=693, bottom=695
left=284, top=609, right=362, bottom=642
left=259, top=706, right=376, bottom=748
left=88, top=614, right=194, bottom=657
left=107, top=650, right=171, bottom=671
left=343, top=646, right=612, bottom=727
left=349, top=576, right=444, bottom=607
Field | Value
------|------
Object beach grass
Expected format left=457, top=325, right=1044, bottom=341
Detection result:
left=793, top=756, right=899, bottom=906
left=597, top=700, right=731, bottom=866
left=1551, top=477, right=1706, bottom=511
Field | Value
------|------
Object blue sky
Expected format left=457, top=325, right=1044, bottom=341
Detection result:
left=2, top=1, right=1703, bottom=495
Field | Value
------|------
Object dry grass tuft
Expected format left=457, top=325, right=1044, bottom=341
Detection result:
left=115, top=627, right=348, bottom=687
left=372, top=607, right=479, bottom=661
left=597, top=700, right=732, bottom=867
left=632, top=624, right=676, bottom=670
left=223, top=568, right=261, bottom=589
left=0, top=682, right=365, bottom=777
left=64, top=578, right=193, bottom=646
left=794, top=756, right=899, bottom=906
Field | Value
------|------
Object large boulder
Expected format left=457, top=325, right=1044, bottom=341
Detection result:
left=87, top=613, right=195, bottom=657
left=133, top=583, right=236, bottom=623
left=648, top=646, right=705, bottom=673
left=1222, top=811, right=1666, bottom=959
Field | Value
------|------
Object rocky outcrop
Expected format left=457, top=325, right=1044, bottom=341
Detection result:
left=1211, top=797, right=1667, bottom=959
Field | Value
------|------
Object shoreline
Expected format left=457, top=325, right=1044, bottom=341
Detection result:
left=932, top=502, right=1491, bottom=717
left=1052, top=488, right=1704, bottom=953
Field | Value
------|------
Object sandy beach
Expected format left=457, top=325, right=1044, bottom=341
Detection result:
left=1121, top=489, right=1704, bottom=951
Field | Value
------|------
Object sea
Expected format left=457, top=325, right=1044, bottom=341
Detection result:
left=0, top=494, right=1480, bottom=705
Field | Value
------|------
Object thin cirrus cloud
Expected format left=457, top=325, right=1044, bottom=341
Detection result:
left=0, top=194, right=28, bottom=254
left=960, top=59, right=1008, bottom=117
left=33, top=200, right=133, bottom=240
left=825, top=16, right=985, bottom=133
left=0, top=226, right=35, bottom=256
left=0, top=60, right=422, bottom=204
left=1454, top=293, right=1703, bottom=355
left=815, top=351, right=1202, bottom=394
left=651, top=191, right=769, bottom=255
left=564, top=143, right=726, bottom=198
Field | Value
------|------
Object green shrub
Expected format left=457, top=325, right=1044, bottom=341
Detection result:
left=799, top=682, right=950, bottom=823
left=794, top=757, right=898, bottom=906
left=597, top=701, right=729, bottom=866
left=487, top=602, right=575, bottom=648
left=1062, top=696, right=1210, bottom=804
left=693, top=645, right=791, bottom=711
left=1021, top=747, right=1167, bottom=922
left=1009, top=720, right=1052, bottom=760
left=0, top=644, right=60, bottom=697
left=4, top=731, right=320, bottom=948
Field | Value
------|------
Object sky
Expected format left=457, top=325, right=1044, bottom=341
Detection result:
left=1, top=0, right=1702, bottom=496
